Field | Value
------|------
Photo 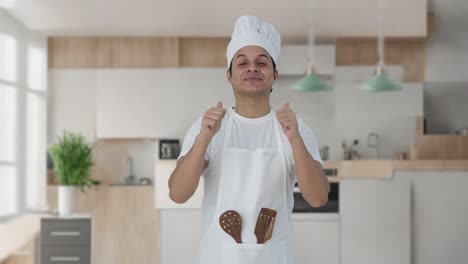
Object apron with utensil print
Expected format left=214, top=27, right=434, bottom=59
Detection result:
left=197, top=107, right=294, bottom=264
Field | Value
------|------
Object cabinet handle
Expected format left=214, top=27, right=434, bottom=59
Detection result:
left=50, top=256, right=80, bottom=262
left=50, top=231, right=81, bottom=237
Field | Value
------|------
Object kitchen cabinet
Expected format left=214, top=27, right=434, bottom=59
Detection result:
left=96, top=68, right=232, bottom=139
left=47, top=186, right=159, bottom=264
left=40, top=216, right=92, bottom=264
left=396, top=170, right=468, bottom=264
left=159, top=209, right=202, bottom=264
left=292, top=214, right=340, bottom=264
left=340, top=177, right=410, bottom=264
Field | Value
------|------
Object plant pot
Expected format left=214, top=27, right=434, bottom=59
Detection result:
left=58, top=185, right=75, bottom=217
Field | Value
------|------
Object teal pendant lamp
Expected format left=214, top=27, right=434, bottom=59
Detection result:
left=361, top=0, right=402, bottom=92
left=361, top=66, right=402, bottom=92
left=294, top=67, right=332, bottom=92
left=293, top=0, right=331, bottom=92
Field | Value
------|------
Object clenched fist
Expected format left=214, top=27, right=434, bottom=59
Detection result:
left=198, top=101, right=226, bottom=141
left=276, top=102, right=301, bottom=143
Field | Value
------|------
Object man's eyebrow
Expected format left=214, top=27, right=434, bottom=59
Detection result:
left=235, top=54, right=269, bottom=60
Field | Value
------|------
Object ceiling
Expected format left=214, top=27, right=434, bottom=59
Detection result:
left=3, top=0, right=427, bottom=38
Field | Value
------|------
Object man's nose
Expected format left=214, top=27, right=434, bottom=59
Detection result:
left=247, top=63, right=259, bottom=72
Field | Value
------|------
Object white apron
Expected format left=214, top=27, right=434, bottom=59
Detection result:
left=197, top=108, right=294, bottom=264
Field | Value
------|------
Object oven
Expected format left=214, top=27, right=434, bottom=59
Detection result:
left=293, top=169, right=339, bottom=213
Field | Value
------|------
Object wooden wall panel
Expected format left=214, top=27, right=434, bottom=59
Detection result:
left=179, top=37, right=230, bottom=67
left=336, top=38, right=425, bottom=82
left=48, top=37, right=99, bottom=68
left=48, top=37, right=426, bottom=82
left=48, top=37, right=179, bottom=68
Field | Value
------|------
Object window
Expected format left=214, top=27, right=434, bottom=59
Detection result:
left=0, top=17, right=47, bottom=220
left=0, top=33, right=18, bottom=218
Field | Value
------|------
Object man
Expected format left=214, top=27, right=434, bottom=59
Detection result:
left=168, top=15, right=330, bottom=264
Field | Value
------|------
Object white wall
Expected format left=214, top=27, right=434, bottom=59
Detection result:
left=49, top=67, right=423, bottom=162
left=423, top=1, right=468, bottom=134
left=423, top=82, right=468, bottom=134
left=274, top=67, right=423, bottom=160
left=426, top=1, right=468, bottom=82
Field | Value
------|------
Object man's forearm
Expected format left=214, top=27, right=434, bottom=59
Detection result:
left=291, top=137, right=330, bottom=207
left=168, top=136, right=211, bottom=203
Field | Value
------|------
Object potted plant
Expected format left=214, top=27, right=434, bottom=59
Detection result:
left=49, top=130, right=100, bottom=216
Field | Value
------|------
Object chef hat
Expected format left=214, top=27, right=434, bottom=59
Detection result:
left=226, top=15, right=281, bottom=68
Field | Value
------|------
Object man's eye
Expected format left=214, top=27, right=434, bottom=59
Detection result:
left=258, top=62, right=266, bottom=66
left=238, top=62, right=246, bottom=66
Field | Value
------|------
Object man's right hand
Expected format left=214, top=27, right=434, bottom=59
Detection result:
left=198, top=101, right=226, bottom=141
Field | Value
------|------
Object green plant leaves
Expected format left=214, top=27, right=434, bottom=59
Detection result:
left=49, top=130, right=100, bottom=191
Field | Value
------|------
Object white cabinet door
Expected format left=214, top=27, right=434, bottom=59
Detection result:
left=292, top=215, right=340, bottom=264
left=340, top=177, right=410, bottom=264
left=96, top=68, right=232, bottom=138
left=96, top=70, right=158, bottom=138
left=160, top=210, right=202, bottom=264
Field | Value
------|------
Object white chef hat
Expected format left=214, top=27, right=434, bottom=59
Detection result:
left=226, top=15, right=281, bottom=68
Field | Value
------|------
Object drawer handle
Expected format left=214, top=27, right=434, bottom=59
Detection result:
left=50, top=231, right=81, bottom=237
left=50, top=256, right=80, bottom=262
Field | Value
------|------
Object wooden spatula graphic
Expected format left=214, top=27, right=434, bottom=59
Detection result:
left=254, top=208, right=277, bottom=244
left=219, top=210, right=242, bottom=243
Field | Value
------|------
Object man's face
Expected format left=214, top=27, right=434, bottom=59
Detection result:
left=227, top=46, right=278, bottom=96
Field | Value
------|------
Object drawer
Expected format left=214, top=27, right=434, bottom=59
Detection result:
left=41, top=219, right=91, bottom=246
left=41, top=246, right=90, bottom=264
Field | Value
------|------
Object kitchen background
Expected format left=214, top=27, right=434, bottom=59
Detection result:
left=1, top=0, right=468, bottom=264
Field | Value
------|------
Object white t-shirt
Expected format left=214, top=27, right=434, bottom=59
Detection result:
left=178, top=107, right=323, bottom=235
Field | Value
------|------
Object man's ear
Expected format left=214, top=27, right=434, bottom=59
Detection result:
left=226, top=70, right=232, bottom=82
left=273, top=69, right=279, bottom=81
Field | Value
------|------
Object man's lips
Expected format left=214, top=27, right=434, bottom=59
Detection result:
left=243, top=77, right=263, bottom=81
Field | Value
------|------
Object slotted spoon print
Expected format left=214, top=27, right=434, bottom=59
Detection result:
left=219, top=210, right=243, bottom=243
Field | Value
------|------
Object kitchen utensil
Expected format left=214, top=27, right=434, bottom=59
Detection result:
left=139, top=177, right=152, bottom=185
left=367, top=132, right=380, bottom=159
left=219, top=210, right=242, bottom=243
left=393, top=152, right=408, bottom=160
left=461, top=127, right=468, bottom=136
left=254, top=208, right=277, bottom=244
left=319, top=146, right=329, bottom=160
left=342, top=139, right=360, bottom=160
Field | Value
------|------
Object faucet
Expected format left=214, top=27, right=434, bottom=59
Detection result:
left=367, top=132, right=380, bottom=159
left=124, top=156, right=136, bottom=184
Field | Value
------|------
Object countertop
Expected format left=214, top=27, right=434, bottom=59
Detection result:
left=323, top=159, right=468, bottom=179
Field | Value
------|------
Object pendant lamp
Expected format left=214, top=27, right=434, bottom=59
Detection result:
left=360, top=0, right=402, bottom=92
left=293, top=0, right=331, bottom=92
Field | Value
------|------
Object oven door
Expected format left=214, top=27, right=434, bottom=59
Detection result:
left=293, top=182, right=339, bottom=213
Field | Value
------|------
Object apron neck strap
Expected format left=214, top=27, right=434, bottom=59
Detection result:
left=223, top=107, right=284, bottom=151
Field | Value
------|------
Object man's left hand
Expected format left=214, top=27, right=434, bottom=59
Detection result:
left=276, top=102, right=301, bottom=143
